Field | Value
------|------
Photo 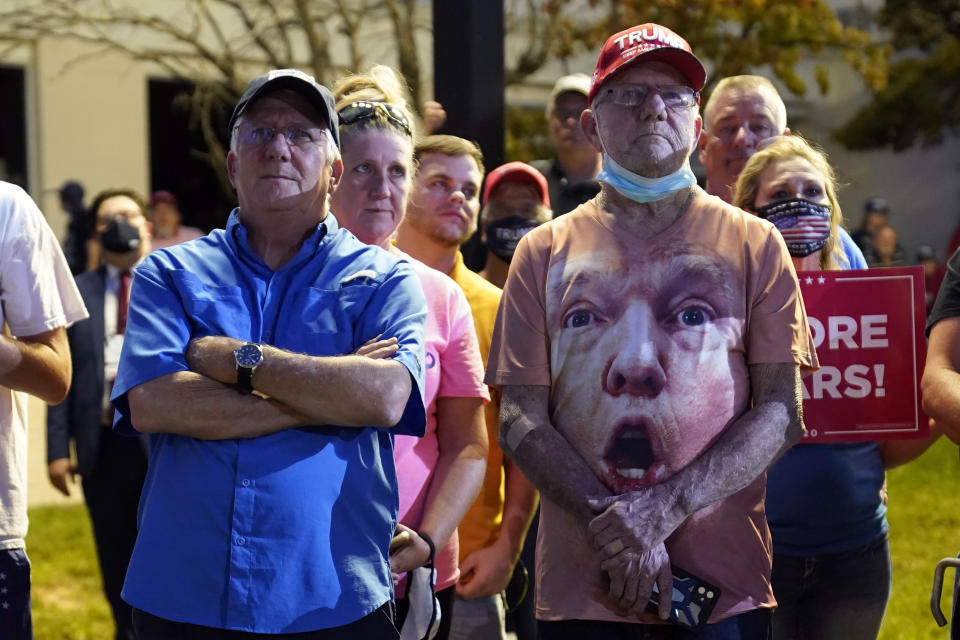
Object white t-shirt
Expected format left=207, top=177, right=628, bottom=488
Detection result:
left=0, top=181, right=88, bottom=549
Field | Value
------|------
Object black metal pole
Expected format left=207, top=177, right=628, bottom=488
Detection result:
left=432, top=0, right=505, bottom=270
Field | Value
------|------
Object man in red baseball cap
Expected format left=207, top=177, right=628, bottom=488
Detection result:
left=487, top=23, right=816, bottom=638
left=477, top=162, right=553, bottom=288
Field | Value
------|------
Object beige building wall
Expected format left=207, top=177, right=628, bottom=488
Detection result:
left=29, top=38, right=152, bottom=239
left=27, top=397, right=82, bottom=507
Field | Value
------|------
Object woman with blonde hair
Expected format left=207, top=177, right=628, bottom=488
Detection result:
left=330, top=65, right=488, bottom=639
left=733, top=135, right=845, bottom=271
left=733, top=135, right=937, bottom=640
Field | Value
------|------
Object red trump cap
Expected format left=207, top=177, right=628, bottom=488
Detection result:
left=482, top=162, right=551, bottom=208
left=589, top=24, right=706, bottom=103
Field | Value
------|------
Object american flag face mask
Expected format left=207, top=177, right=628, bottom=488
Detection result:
left=754, top=198, right=832, bottom=258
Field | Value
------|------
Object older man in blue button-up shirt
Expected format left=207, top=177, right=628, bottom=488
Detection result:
left=111, top=70, right=427, bottom=638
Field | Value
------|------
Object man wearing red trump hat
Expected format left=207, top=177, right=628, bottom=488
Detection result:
left=486, top=23, right=816, bottom=638
left=477, top=161, right=553, bottom=288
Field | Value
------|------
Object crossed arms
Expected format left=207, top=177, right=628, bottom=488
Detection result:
left=128, top=336, right=413, bottom=440
left=499, top=361, right=803, bottom=618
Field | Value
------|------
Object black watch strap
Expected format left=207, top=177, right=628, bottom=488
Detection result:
left=237, top=366, right=255, bottom=393
left=234, top=342, right=263, bottom=394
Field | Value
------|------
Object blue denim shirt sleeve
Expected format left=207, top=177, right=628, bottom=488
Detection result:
left=367, top=258, right=427, bottom=437
left=111, top=253, right=193, bottom=435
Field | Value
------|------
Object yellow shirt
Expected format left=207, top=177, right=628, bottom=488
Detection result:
left=449, top=252, right=505, bottom=560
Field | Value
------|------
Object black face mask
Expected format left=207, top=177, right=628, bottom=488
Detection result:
left=754, top=198, right=831, bottom=258
left=486, top=217, right=541, bottom=264
left=100, top=217, right=141, bottom=254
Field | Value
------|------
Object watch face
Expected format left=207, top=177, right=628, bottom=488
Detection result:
left=236, top=344, right=262, bottom=367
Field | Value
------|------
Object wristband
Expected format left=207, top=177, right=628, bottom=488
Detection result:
left=415, top=530, right=436, bottom=563
left=414, top=529, right=439, bottom=639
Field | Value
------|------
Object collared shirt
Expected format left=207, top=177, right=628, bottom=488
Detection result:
left=111, top=210, right=427, bottom=633
left=103, top=263, right=137, bottom=419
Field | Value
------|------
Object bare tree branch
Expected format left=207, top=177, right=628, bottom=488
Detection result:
left=212, top=0, right=284, bottom=68
left=293, top=0, right=332, bottom=81
left=384, top=0, right=421, bottom=105
left=333, top=0, right=365, bottom=72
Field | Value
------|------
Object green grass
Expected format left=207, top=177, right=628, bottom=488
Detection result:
left=25, top=504, right=113, bottom=640
left=22, top=438, right=960, bottom=639
left=880, top=436, right=960, bottom=639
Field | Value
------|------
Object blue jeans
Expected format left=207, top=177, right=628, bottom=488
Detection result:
left=538, top=608, right=771, bottom=639
left=0, top=548, right=32, bottom=640
left=770, top=535, right=891, bottom=640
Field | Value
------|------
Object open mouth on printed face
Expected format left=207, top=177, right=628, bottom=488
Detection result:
left=602, top=420, right=664, bottom=492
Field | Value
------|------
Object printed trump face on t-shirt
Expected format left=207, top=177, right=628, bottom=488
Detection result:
left=546, top=241, right=749, bottom=494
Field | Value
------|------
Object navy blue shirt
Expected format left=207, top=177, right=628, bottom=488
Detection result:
left=765, top=252, right=886, bottom=556
left=112, top=211, right=426, bottom=633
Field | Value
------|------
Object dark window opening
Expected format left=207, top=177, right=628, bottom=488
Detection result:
left=0, top=66, right=28, bottom=188
left=149, top=78, right=234, bottom=232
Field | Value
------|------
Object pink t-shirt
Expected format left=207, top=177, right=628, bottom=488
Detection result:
left=150, top=225, right=205, bottom=251
left=486, top=191, right=817, bottom=623
left=394, top=253, right=490, bottom=595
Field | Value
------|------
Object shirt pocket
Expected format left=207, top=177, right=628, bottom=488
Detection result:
left=290, top=284, right=378, bottom=355
left=170, top=270, right=251, bottom=338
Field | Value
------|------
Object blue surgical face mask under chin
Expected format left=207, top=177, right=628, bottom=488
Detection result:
left=596, top=154, right=697, bottom=204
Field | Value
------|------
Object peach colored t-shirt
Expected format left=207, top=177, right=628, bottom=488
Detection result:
left=486, top=189, right=817, bottom=624
left=394, top=253, right=490, bottom=597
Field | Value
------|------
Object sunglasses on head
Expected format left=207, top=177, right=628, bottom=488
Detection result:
left=337, top=101, right=412, bottom=137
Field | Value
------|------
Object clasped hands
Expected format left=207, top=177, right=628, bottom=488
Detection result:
left=586, top=487, right=684, bottom=620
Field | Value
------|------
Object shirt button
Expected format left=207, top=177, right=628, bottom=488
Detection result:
left=241, top=479, right=250, bottom=487
left=236, top=537, right=246, bottom=546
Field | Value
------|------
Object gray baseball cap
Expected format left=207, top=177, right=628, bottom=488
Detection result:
left=228, top=69, right=340, bottom=147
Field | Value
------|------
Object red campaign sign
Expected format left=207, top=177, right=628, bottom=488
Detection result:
left=797, top=267, right=928, bottom=443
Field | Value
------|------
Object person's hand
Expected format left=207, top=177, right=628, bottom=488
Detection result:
left=354, top=335, right=398, bottom=360
left=456, top=537, right=516, bottom=599
left=600, top=542, right=672, bottom=619
left=186, top=336, right=241, bottom=383
left=587, top=489, right=683, bottom=618
left=422, top=100, right=447, bottom=135
left=390, top=523, right=433, bottom=578
left=587, top=488, right=683, bottom=565
left=48, top=457, right=76, bottom=496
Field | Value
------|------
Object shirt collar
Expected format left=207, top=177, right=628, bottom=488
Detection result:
left=227, top=208, right=337, bottom=271
left=105, top=259, right=142, bottom=280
